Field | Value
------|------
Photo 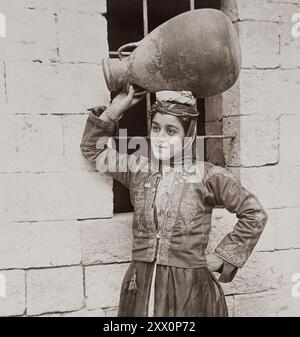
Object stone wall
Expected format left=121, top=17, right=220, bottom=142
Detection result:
left=0, top=0, right=120, bottom=317
left=0, top=0, right=299, bottom=316
left=214, top=0, right=300, bottom=316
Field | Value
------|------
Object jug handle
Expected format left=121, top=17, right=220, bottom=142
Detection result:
left=118, top=41, right=141, bottom=60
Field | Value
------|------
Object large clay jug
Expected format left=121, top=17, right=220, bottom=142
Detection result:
left=102, top=8, right=241, bottom=98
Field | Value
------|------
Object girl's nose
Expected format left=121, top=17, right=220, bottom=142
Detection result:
left=157, top=134, right=167, bottom=144
left=158, top=129, right=168, bottom=139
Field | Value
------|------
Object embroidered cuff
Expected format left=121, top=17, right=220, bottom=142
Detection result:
left=214, top=251, right=239, bottom=283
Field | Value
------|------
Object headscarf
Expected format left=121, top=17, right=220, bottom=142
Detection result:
left=148, top=90, right=199, bottom=172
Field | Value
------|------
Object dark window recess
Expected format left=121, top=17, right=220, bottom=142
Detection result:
left=106, top=0, right=222, bottom=213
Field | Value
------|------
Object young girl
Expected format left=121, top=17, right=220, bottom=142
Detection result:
left=80, top=85, right=268, bottom=317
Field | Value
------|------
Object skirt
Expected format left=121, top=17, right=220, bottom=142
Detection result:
left=117, top=260, right=228, bottom=317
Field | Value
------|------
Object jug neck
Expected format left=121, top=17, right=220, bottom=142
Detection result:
left=102, top=57, right=128, bottom=92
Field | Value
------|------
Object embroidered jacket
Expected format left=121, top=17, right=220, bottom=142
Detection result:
left=80, top=106, right=268, bottom=283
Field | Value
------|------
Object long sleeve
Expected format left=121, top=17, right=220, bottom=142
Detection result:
left=80, top=106, right=143, bottom=189
left=204, top=165, right=268, bottom=283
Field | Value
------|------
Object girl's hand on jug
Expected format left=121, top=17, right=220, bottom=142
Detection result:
left=110, top=84, right=146, bottom=117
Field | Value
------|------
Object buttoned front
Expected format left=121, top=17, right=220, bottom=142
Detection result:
left=80, top=106, right=268, bottom=283
left=130, top=168, right=211, bottom=269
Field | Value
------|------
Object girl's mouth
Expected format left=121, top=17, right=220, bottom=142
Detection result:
left=155, top=145, right=168, bottom=149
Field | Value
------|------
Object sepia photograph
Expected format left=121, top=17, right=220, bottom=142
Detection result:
left=0, top=0, right=300, bottom=320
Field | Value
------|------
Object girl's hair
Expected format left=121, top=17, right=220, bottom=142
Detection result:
left=176, top=116, right=191, bottom=135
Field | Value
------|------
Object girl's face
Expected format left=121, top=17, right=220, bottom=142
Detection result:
left=150, top=112, right=186, bottom=161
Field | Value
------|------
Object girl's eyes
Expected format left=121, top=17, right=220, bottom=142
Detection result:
left=151, top=125, right=177, bottom=135
left=167, top=129, right=177, bottom=136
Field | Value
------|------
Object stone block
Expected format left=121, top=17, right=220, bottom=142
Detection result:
left=237, top=69, right=300, bottom=119
left=280, top=21, right=300, bottom=69
left=0, top=221, right=81, bottom=269
left=82, top=214, right=132, bottom=265
left=0, top=270, right=25, bottom=317
left=239, top=118, right=279, bottom=167
left=58, top=11, right=108, bottom=63
left=236, top=0, right=300, bottom=23
left=280, top=115, right=300, bottom=166
left=239, top=21, right=280, bottom=69
left=27, top=266, right=84, bottom=315
left=0, top=6, right=57, bottom=62
left=0, top=171, right=113, bottom=222
left=240, top=166, right=300, bottom=209
left=85, top=263, right=129, bottom=309
left=62, top=114, right=97, bottom=171
left=234, top=290, right=293, bottom=316
left=6, top=62, right=109, bottom=114
left=0, top=114, right=63, bottom=173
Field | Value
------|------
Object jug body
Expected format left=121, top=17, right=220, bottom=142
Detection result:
left=102, top=8, right=241, bottom=98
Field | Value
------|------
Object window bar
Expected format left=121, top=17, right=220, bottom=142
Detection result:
left=190, top=0, right=198, bottom=165
left=109, top=51, right=131, bottom=57
left=198, top=134, right=236, bottom=140
left=143, top=0, right=152, bottom=136
left=189, top=0, right=197, bottom=113
left=189, top=0, right=195, bottom=10
left=112, top=134, right=236, bottom=140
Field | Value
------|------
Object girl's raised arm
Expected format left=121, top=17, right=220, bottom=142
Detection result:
left=80, top=86, right=146, bottom=189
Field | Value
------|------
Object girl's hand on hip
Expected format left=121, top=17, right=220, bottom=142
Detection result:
left=110, top=84, right=146, bottom=116
left=206, top=253, right=224, bottom=273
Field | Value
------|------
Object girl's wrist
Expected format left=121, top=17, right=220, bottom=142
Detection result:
left=105, top=104, right=124, bottom=122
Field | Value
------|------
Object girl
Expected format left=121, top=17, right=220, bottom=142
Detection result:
left=80, top=85, right=268, bottom=317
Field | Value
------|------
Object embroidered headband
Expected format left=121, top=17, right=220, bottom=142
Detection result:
left=149, top=90, right=199, bottom=121
left=149, top=101, right=199, bottom=121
